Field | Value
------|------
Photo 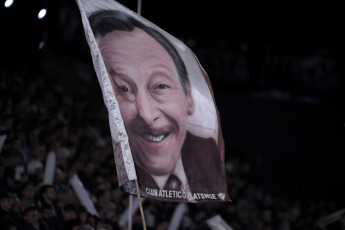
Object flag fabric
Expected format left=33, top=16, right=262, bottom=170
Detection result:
left=196, top=215, right=234, bottom=230
left=69, top=174, right=100, bottom=217
left=76, top=0, right=230, bottom=203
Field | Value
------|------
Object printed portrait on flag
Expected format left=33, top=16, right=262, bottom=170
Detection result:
left=77, top=0, right=230, bottom=202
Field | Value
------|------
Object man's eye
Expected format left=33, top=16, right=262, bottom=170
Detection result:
left=120, top=85, right=129, bottom=92
left=155, top=84, right=170, bottom=89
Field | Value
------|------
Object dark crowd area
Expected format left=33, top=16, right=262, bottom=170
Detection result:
left=1, top=42, right=345, bottom=230
left=1, top=1, right=345, bottom=230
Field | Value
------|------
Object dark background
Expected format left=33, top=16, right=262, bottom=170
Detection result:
left=1, top=0, right=345, bottom=206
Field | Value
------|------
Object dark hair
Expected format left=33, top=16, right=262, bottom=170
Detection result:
left=96, top=188, right=110, bottom=200
left=39, top=184, right=54, bottom=196
left=0, top=191, right=12, bottom=201
left=23, top=205, right=38, bottom=216
left=63, top=203, right=78, bottom=212
left=88, top=9, right=190, bottom=95
left=40, top=203, right=53, bottom=211
left=20, top=181, right=34, bottom=191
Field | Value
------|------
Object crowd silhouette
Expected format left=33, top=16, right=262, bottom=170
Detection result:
left=1, top=47, right=343, bottom=230
left=1, top=1, right=345, bottom=229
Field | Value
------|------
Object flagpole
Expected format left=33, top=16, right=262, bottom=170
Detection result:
left=135, top=179, right=147, bottom=230
left=137, top=0, right=142, bottom=15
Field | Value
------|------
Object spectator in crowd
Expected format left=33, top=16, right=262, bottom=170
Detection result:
left=26, top=144, right=45, bottom=182
left=39, top=204, right=57, bottom=230
left=0, top=192, right=15, bottom=224
left=76, top=205, right=88, bottom=226
left=20, top=182, right=37, bottom=211
left=37, top=184, right=61, bottom=221
left=22, top=206, right=40, bottom=230
left=8, top=192, right=22, bottom=224
left=95, top=188, right=112, bottom=214
left=59, top=203, right=79, bottom=230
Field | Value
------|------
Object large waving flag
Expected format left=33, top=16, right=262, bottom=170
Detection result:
left=76, top=0, right=230, bottom=203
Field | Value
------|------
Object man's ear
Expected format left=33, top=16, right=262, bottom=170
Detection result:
left=186, top=84, right=194, bottom=115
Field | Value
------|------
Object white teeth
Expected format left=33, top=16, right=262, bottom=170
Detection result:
left=145, top=134, right=165, bottom=142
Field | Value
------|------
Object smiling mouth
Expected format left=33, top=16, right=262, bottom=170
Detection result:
left=143, top=133, right=170, bottom=143
left=130, top=116, right=175, bottom=144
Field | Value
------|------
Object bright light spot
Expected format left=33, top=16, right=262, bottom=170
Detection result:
left=38, top=9, right=47, bottom=19
left=4, top=0, right=14, bottom=8
left=39, top=41, right=45, bottom=50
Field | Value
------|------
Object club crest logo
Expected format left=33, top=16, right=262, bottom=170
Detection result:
left=217, top=192, right=226, bottom=200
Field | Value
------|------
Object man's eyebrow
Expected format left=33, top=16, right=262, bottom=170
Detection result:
left=109, top=69, right=127, bottom=79
left=109, top=69, right=136, bottom=88
left=151, top=64, right=175, bottom=73
left=109, top=69, right=119, bottom=76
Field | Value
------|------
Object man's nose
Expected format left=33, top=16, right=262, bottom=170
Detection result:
left=136, top=91, right=159, bottom=126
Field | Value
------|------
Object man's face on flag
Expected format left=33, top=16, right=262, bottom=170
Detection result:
left=98, top=28, right=194, bottom=176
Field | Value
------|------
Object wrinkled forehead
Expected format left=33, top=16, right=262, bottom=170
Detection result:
left=98, top=28, right=178, bottom=74
left=98, top=28, right=171, bottom=59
